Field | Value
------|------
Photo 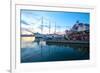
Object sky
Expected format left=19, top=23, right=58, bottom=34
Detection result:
left=20, top=9, right=90, bottom=34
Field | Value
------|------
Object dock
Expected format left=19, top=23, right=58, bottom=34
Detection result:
left=46, top=40, right=89, bottom=44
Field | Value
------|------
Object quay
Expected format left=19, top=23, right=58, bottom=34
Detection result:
left=46, top=40, right=89, bottom=44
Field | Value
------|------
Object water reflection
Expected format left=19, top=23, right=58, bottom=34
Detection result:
left=21, top=40, right=89, bottom=63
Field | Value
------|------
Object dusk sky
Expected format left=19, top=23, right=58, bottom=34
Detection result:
left=21, top=9, right=90, bottom=34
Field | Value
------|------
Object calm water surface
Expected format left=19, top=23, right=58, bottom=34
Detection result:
left=21, top=41, right=89, bottom=63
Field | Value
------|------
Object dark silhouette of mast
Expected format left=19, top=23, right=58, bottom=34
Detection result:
left=48, top=20, right=51, bottom=34
left=54, top=22, right=56, bottom=34
left=41, top=16, right=43, bottom=34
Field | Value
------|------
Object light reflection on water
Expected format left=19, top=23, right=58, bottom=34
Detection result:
left=21, top=40, right=89, bottom=63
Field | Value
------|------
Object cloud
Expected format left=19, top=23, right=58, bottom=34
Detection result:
left=21, top=20, right=30, bottom=25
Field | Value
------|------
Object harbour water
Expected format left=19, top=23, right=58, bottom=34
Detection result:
left=21, top=40, right=89, bottom=63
